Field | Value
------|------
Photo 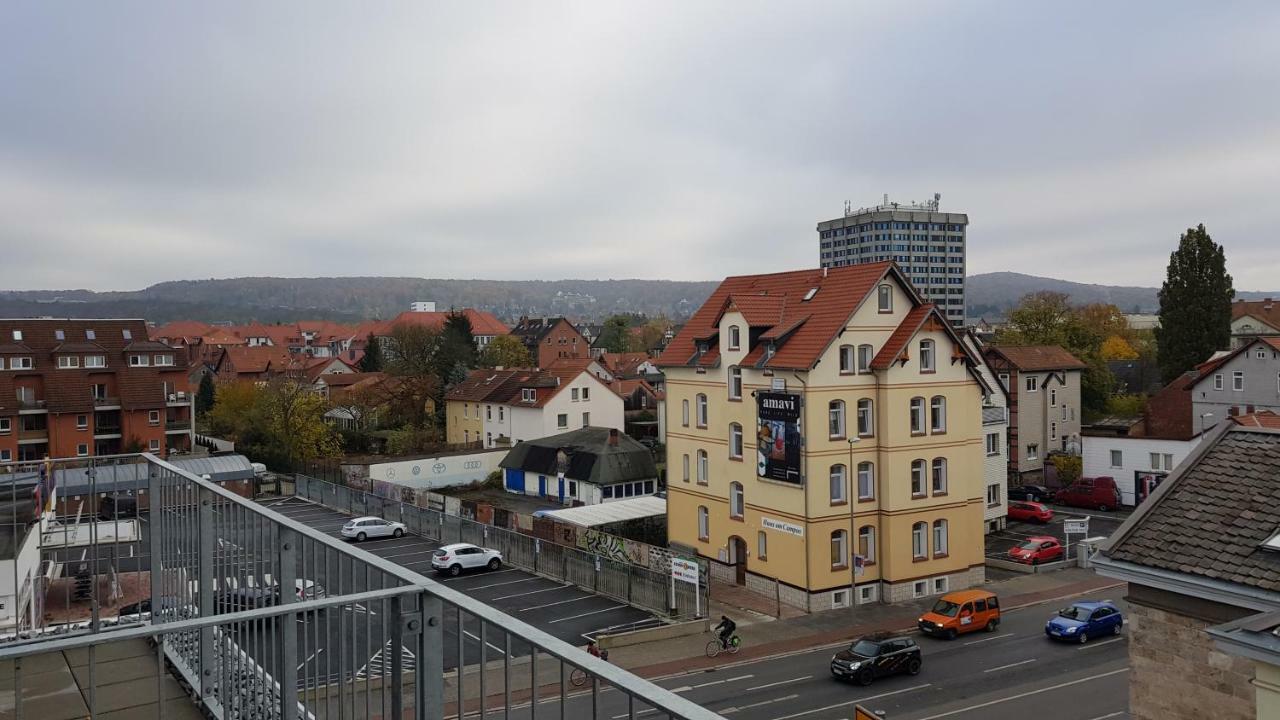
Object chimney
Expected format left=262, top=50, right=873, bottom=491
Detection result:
left=822, top=267, right=828, bottom=278
left=608, top=428, right=619, bottom=446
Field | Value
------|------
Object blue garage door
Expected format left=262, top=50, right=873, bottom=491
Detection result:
left=505, top=469, right=523, bottom=492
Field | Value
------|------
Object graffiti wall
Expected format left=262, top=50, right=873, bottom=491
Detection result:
left=577, top=528, right=650, bottom=566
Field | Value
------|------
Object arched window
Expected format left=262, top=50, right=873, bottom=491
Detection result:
left=932, top=457, right=948, bottom=495
left=933, top=519, right=949, bottom=556
left=757, top=531, right=768, bottom=561
left=729, top=423, right=743, bottom=459
left=829, top=464, right=847, bottom=504
left=912, top=522, right=928, bottom=559
left=698, top=506, right=709, bottom=541
left=682, top=453, right=690, bottom=482
left=682, top=399, right=689, bottom=427
left=728, top=366, right=742, bottom=400
left=831, top=529, right=849, bottom=569
left=930, top=395, right=947, bottom=433
left=911, top=459, right=926, bottom=497
left=858, top=525, right=876, bottom=565
left=829, top=400, right=846, bottom=439
left=839, top=345, right=855, bottom=374
left=728, top=325, right=741, bottom=351
left=729, top=482, right=744, bottom=519
left=878, top=284, right=893, bottom=313
left=856, top=398, right=874, bottom=437
left=910, top=397, right=926, bottom=434
left=857, top=344, right=873, bottom=373
left=696, top=394, right=708, bottom=428
left=857, top=461, right=874, bottom=500
left=919, top=339, right=935, bottom=373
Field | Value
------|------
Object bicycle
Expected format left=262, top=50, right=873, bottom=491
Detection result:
left=705, top=632, right=741, bottom=658
left=570, top=649, right=609, bottom=686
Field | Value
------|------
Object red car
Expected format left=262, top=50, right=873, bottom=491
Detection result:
left=1007, top=501, right=1054, bottom=523
left=1009, top=536, right=1064, bottom=565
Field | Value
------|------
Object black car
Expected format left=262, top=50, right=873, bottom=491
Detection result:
left=1008, top=484, right=1055, bottom=503
left=220, top=587, right=279, bottom=611
left=830, top=634, right=922, bottom=686
left=99, top=494, right=138, bottom=520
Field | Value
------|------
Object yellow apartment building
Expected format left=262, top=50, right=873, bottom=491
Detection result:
left=657, top=262, right=992, bottom=609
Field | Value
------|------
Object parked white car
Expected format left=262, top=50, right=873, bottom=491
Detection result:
left=341, top=516, right=406, bottom=542
left=431, top=543, right=503, bottom=576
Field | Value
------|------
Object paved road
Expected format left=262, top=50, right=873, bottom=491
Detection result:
left=496, top=592, right=1129, bottom=720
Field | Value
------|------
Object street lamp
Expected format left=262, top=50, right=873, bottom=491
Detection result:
left=1200, top=412, right=1214, bottom=435
left=847, top=436, right=860, bottom=605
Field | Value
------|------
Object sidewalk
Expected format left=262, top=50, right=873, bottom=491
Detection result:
left=608, top=567, right=1123, bottom=678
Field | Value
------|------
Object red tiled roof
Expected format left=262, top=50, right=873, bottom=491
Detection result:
left=985, top=345, right=1087, bottom=371
left=216, top=345, right=295, bottom=375
left=870, top=305, right=935, bottom=370
left=303, top=357, right=356, bottom=383
left=150, top=320, right=216, bottom=341
left=320, top=371, right=384, bottom=389
left=382, top=310, right=509, bottom=338
left=1232, top=299, right=1280, bottom=332
left=446, top=369, right=529, bottom=402
left=1232, top=411, right=1280, bottom=429
left=658, top=263, right=905, bottom=370
left=722, top=294, right=787, bottom=327
left=599, top=352, right=651, bottom=377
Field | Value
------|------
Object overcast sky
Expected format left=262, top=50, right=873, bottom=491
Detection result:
left=3, top=2, right=1279, bottom=291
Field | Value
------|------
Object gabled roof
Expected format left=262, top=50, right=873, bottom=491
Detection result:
left=1233, top=411, right=1280, bottom=429
left=985, top=345, right=1087, bottom=372
left=150, top=320, right=216, bottom=341
left=1232, top=299, right=1280, bottom=333
left=1186, top=337, right=1280, bottom=392
left=658, top=262, right=912, bottom=371
left=870, top=305, right=935, bottom=370
left=510, top=316, right=575, bottom=342
left=1102, top=423, right=1280, bottom=594
left=445, top=369, right=528, bottom=403
left=216, top=345, right=295, bottom=375
left=499, top=427, right=657, bottom=486
left=599, top=352, right=651, bottom=377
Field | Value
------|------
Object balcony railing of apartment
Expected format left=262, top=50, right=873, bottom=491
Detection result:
left=0, top=454, right=723, bottom=720
left=165, top=420, right=191, bottom=431
left=15, top=398, right=44, bottom=410
left=982, top=406, right=1008, bottom=425
left=93, top=396, right=120, bottom=407
left=15, top=428, right=48, bottom=441
left=94, top=424, right=122, bottom=435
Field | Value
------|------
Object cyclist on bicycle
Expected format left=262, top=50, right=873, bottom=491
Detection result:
left=714, top=615, right=736, bottom=650
left=586, top=640, right=608, bottom=661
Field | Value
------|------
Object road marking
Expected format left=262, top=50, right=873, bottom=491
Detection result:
left=1078, top=637, right=1124, bottom=650
left=518, top=595, right=595, bottom=612
left=984, top=658, right=1037, bottom=673
left=490, top=584, right=568, bottom=601
left=452, top=571, right=525, bottom=589
left=297, top=648, right=324, bottom=670
left=965, top=632, right=1014, bottom=645
left=548, top=605, right=628, bottom=624
left=611, top=710, right=660, bottom=719
left=669, top=674, right=754, bottom=692
left=722, top=693, right=800, bottom=715
left=766, top=683, right=931, bottom=720
left=911, top=668, right=1129, bottom=720
left=750, top=675, right=812, bottom=691
left=1084, top=713, right=1126, bottom=720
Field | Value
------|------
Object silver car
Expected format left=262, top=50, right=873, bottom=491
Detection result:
left=341, top=516, right=406, bottom=542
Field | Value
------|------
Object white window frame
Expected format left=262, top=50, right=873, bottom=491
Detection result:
left=1149, top=452, right=1160, bottom=470
left=911, top=459, right=926, bottom=496
left=930, top=395, right=946, bottom=433
left=571, top=388, right=580, bottom=401
left=933, top=576, right=949, bottom=594
left=912, top=523, right=927, bottom=559
left=729, top=482, right=744, bottom=519
left=829, top=464, right=847, bottom=504
left=986, top=432, right=999, bottom=456
left=1049, top=388, right=1057, bottom=407
left=919, top=340, right=935, bottom=372
left=556, top=413, right=568, bottom=429
left=839, top=345, right=855, bottom=374
left=76, top=414, right=87, bottom=429
left=0, top=418, right=9, bottom=434
left=148, top=410, right=160, bottom=425
left=582, top=387, right=590, bottom=400
left=1050, top=422, right=1057, bottom=440
left=1025, top=376, right=1038, bottom=393
left=1112, top=450, right=1124, bottom=468
left=1027, top=443, right=1039, bottom=461
left=931, top=457, right=948, bottom=494
left=910, top=397, right=925, bottom=434
left=856, top=399, right=873, bottom=437
left=154, top=354, right=175, bottom=367
left=857, top=462, right=874, bottom=500
left=76, top=443, right=89, bottom=457
left=728, top=325, right=741, bottom=351
left=877, top=284, right=892, bottom=312
left=682, top=399, right=689, bottom=427
left=682, top=454, right=690, bottom=482
left=149, top=439, right=160, bottom=451
left=912, top=580, right=928, bottom=599
left=129, top=354, right=149, bottom=367
left=728, top=367, right=742, bottom=400
left=828, top=400, right=846, bottom=439
left=696, top=394, right=708, bottom=428
left=858, top=525, right=876, bottom=565
left=581, top=411, right=589, bottom=427
left=1163, top=453, right=1174, bottom=471
left=757, top=531, right=767, bottom=560
left=986, top=483, right=1000, bottom=506
left=1233, top=371, right=1244, bottom=391
left=697, top=450, right=708, bottom=484
left=831, top=529, right=848, bottom=569
left=84, top=355, right=106, bottom=368
left=729, top=423, right=743, bottom=459
left=858, top=584, right=878, bottom=604
left=10, top=357, right=33, bottom=370
left=933, top=519, right=948, bottom=556
left=57, top=356, right=79, bottom=369
left=1214, top=374, right=1224, bottom=391
left=857, top=344, right=873, bottom=374
left=698, top=506, right=709, bottom=541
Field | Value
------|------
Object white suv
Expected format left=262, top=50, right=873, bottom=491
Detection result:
left=341, top=516, right=406, bottom=542
left=431, top=543, right=503, bottom=576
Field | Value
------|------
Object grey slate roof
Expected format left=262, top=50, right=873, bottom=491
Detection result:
left=499, top=427, right=657, bottom=487
left=1104, top=425, right=1280, bottom=593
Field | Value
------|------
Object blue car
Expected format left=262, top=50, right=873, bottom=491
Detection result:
left=1045, top=601, right=1123, bottom=644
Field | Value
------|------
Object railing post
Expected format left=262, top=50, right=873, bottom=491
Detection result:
left=391, top=595, right=411, bottom=720
left=149, top=466, right=163, bottom=625
left=277, top=526, right=298, bottom=720
left=419, top=592, right=444, bottom=720
left=196, top=486, right=216, bottom=701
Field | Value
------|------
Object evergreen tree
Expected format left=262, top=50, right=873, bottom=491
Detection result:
left=596, top=315, right=632, bottom=354
left=195, top=373, right=216, bottom=417
left=1156, top=224, right=1234, bottom=384
left=359, top=333, right=383, bottom=372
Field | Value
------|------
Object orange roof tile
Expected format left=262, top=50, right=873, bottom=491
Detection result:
left=1231, top=411, right=1280, bottom=429
left=870, top=305, right=935, bottom=370
left=985, top=345, right=1087, bottom=371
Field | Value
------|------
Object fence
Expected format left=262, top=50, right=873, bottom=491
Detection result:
left=0, top=454, right=724, bottom=720
left=294, top=474, right=709, bottom=621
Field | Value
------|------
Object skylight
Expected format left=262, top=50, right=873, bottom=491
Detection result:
left=802, top=287, right=819, bottom=302
left=1263, top=528, right=1280, bottom=552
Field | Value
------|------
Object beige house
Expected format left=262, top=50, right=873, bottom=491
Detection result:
left=982, top=346, right=1085, bottom=483
left=658, top=262, right=992, bottom=610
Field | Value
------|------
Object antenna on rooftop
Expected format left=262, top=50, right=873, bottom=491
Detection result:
left=933, top=192, right=941, bottom=211
left=844, top=200, right=851, bottom=216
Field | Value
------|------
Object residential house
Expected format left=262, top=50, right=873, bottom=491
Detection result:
left=964, top=333, right=1009, bottom=533
left=1095, top=421, right=1280, bottom=720
left=446, top=366, right=624, bottom=449
left=601, top=352, right=659, bottom=379
left=659, top=262, right=991, bottom=609
left=212, top=345, right=296, bottom=384
left=1232, top=298, right=1280, bottom=348
left=301, top=356, right=356, bottom=386
left=444, top=369, right=524, bottom=446
left=374, top=309, right=509, bottom=351
left=545, top=356, right=616, bottom=384
left=1084, top=337, right=1280, bottom=506
left=0, top=319, right=194, bottom=461
left=312, top=368, right=376, bottom=399
left=511, top=317, right=588, bottom=368
left=499, top=427, right=659, bottom=505
left=983, top=346, right=1086, bottom=484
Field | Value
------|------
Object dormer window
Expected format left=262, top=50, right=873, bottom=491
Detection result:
left=877, top=285, right=893, bottom=313
left=85, top=329, right=96, bottom=340
left=698, top=342, right=708, bottom=353
left=85, top=355, right=106, bottom=368
left=765, top=342, right=776, bottom=360
left=521, top=388, right=536, bottom=402
left=129, top=354, right=150, bottom=367
left=122, top=329, right=132, bottom=340
left=154, top=354, right=175, bottom=367
left=728, top=326, right=740, bottom=351
left=11, top=330, right=21, bottom=341
left=57, top=356, right=79, bottom=369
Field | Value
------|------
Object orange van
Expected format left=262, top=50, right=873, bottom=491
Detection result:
left=916, top=589, right=1000, bottom=640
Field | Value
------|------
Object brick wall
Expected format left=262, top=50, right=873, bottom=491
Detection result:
left=884, top=565, right=985, bottom=604
left=1128, top=599, right=1254, bottom=720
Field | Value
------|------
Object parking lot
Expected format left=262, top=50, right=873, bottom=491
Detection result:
left=261, top=496, right=659, bottom=672
left=985, top=502, right=1130, bottom=564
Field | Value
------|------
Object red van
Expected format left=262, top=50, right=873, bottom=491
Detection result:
left=1055, top=477, right=1121, bottom=511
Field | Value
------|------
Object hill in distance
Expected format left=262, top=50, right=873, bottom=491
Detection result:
left=966, top=272, right=1280, bottom=319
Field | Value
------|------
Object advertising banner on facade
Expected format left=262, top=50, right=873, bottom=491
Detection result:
left=756, top=392, right=803, bottom=483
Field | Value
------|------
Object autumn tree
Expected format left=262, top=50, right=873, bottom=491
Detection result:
left=1156, top=224, right=1234, bottom=384
left=996, top=291, right=1115, bottom=417
left=257, top=378, right=341, bottom=468
left=629, top=317, right=669, bottom=352
left=206, top=382, right=262, bottom=439
left=479, top=335, right=533, bottom=368
left=1100, top=335, right=1139, bottom=361
left=383, top=324, right=446, bottom=428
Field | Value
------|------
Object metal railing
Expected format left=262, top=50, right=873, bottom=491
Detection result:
left=294, top=474, right=708, bottom=621
left=0, top=454, right=724, bottom=720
